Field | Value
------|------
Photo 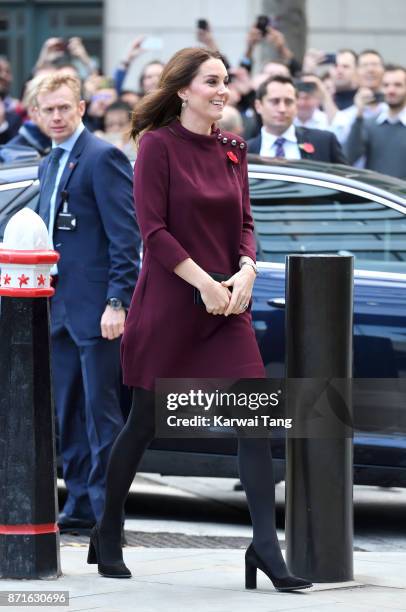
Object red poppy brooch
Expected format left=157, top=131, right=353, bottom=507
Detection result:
left=299, top=142, right=315, bottom=154
left=227, top=151, right=239, bottom=164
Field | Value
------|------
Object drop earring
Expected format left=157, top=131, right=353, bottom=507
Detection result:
left=181, top=99, right=188, bottom=108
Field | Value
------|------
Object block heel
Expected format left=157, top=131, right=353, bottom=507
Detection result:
left=245, top=543, right=313, bottom=592
left=87, top=539, right=97, bottom=564
left=245, top=558, right=257, bottom=589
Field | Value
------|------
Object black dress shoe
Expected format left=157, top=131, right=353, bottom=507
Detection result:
left=245, top=543, right=313, bottom=592
left=58, top=513, right=96, bottom=533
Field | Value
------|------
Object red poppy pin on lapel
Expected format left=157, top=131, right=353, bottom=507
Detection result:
left=299, top=142, right=315, bottom=154
left=227, top=151, right=239, bottom=164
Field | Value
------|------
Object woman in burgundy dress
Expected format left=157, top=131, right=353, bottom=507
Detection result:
left=88, top=47, right=312, bottom=592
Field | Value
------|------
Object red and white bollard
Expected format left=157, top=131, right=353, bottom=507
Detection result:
left=0, top=208, right=57, bottom=297
left=0, top=208, right=61, bottom=579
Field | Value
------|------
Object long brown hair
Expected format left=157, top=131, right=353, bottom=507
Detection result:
left=130, top=47, right=223, bottom=143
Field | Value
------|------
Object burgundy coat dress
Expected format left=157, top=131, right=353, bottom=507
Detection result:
left=121, top=118, right=265, bottom=390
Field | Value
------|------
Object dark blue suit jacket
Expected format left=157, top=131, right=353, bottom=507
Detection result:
left=247, top=126, right=347, bottom=164
left=38, top=128, right=140, bottom=341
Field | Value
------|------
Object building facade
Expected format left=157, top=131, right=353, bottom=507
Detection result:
left=1, top=0, right=102, bottom=96
left=105, top=0, right=406, bottom=92
left=1, top=0, right=406, bottom=96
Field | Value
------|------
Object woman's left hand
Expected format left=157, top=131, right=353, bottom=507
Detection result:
left=221, top=266, right=256, bottom=316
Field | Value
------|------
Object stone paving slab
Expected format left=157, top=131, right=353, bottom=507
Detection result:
left=1, top=549, right=405, bottom=612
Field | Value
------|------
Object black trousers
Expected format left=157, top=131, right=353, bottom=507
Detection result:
left=51, top=297, right=123, bottom=522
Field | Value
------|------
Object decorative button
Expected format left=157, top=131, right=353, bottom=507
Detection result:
left=222, top=137, right=228, bottom=144
left=239, top=142, right=245, bottom=149
left=231, top=139, right=237, bottom=146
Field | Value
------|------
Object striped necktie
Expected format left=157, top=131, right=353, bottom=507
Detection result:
left=274, top=137, right=286, bottom=158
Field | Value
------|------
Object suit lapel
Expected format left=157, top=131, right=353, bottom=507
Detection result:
left=295, top=127, right=312, bottom=160
left=253, top=134, right=261, bottom=154
left=53, top=129, right=89, bottom=221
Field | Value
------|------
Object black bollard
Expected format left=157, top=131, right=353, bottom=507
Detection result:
left=285, top=254, right=354, bottom=582
left=0, top=208, right=60, bottom=579
left=0, top=297, right=61, bottom=579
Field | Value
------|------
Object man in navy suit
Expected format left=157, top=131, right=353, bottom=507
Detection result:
left=35, top=73, right=140, bottom=530
left=248, top=75, right=347, bottom=164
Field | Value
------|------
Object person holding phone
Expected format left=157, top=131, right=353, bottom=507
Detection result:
left=33, top=37, right=97, bottom=80
left=294, top=80, right=329, bottom=129
left=88, top=47, right=312, bottom=593
left=345, top=65, right=406, bottom=178
left=294, top=76, right=338, bottom=130
left=241, top=16, right=300, bottom=77
left=114, top=36, right=164, bottom=96
left=330, top=49, right=386, bottom=146
left=196, top=18, right=219, bottom=53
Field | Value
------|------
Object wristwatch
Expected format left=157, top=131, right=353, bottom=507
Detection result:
left=106, top=297, right=123, bottom=310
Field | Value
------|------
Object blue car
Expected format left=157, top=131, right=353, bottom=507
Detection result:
left=1, top=150, right=405, bottom=487
left=248, top=156, right=406, bottom=488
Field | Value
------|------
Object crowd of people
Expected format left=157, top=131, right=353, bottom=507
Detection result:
left=2, top=18, right=404, bottom=587
left=1, top=18, right=406, bottom=178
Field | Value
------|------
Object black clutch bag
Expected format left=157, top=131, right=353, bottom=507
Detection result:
left=194, top=272, right=232, bottom=306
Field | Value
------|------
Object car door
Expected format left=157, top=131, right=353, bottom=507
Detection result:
left=249, top=170, right=406, bottom=475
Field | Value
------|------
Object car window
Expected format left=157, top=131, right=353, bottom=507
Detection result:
left=0, top=185, right=27, bottom=219
left=0, top=184, right=27, bottom=205
left=0, top=182, right=35, bottom=240
left=249, top=177, right=406, bottom=273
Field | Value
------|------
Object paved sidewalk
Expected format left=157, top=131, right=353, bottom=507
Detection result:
left=1, top=547, right=405, bottom=612
left=3, top=476, right=404, bottom=610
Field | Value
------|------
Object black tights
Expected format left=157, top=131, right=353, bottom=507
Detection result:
left=237, top=437, right=288, bottom=577
left=99, top=388, right=289, bottom=577
left=99, top=388, right=155, bottom=561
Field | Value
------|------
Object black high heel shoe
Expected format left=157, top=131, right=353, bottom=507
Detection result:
left=245, top=543, right=312, bottom=592
left=87, top=525, right=131, bottom=578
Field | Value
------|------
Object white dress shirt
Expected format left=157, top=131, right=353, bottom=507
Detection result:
left=259, top=124, right=301, bottom=159
left=48, top=121, right=85, bottom=272
left=376, top=105, right=406, bottom=126
left=330, top=102, right=387, bottom=145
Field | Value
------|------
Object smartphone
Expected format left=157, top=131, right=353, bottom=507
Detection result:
left=319, top=53, right=336, bottom=65
left=256, top=14, right=270, bottom=36
left=140, top=37, right=163, bottom=51
left=372, top=91, right=385, bottom=104
left=197, top=19, right=209, bottom=31
left=296, top=81, right=318, bottom=94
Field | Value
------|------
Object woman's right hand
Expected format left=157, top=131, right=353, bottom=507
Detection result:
left=200, top=279, right=231, bottom=315
left=173, top=258, right=231, bottom=315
